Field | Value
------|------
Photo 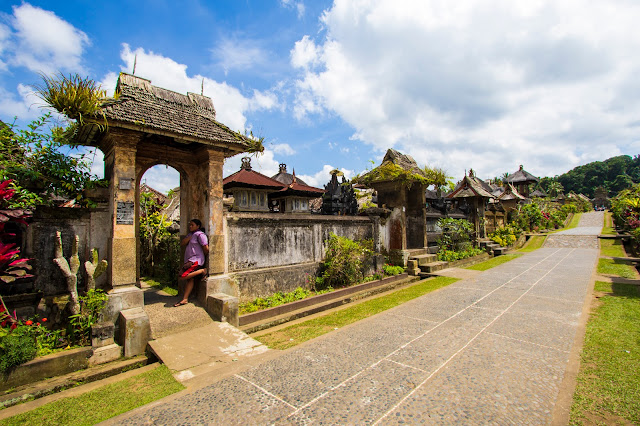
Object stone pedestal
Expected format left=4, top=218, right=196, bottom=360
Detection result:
left=207, top=293, right=239, bottom=327
left=117, top=307, right=151, bottom=357
left=103, top=286, right=150, bottom=357
left=406, top=259, right=421, bottom=276
left=198, top=274, right=238, bottom=305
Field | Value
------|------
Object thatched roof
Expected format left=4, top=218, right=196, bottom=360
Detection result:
left=272, top=164, right=309, bottom=186
left=355, top=149, right=429, bottom=187
left=505, top=165, right=539, bottom=184
left=447, top=170, right=494, bottom=199
left=75, top=73, right=252, bottom=156
left=498, top=183, right=526, bottom=201
left=530, top=189, right=547, bottom=198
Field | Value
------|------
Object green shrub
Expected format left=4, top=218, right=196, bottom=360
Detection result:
left=436, top=218, right=474, bottom=252
left=318, top=233, right=373, bottom=289
left=437, top=247, right=484, bottom=262
left=0, top=325, right=37, bottom=373
left=383, top=264, right=404, bottom=276
left=69, top=289, right=108, bottom=346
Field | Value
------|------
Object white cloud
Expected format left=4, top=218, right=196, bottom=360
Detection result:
left=298, top=164, right=354, bottom=188
left=223, top=150, right=281, bottom=179
left=10, top=3, right=89, bottom=74
left=292, top=0, right=640, bottom=180
left=281, top=0, right=306, bottom=19
left=141, top=165, right=180, bottom=195
left=114, top=44, right=279, bottom=131
left=271, top=143, right=296, bottom=155
left=211, top=38, right=267, bottom=75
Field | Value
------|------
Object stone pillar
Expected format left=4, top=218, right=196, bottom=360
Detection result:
left=103, top=131, right=139, bottom=289
left=204, top=148, right=226, bottom=275
left=100, top=130, right=150, bottom=356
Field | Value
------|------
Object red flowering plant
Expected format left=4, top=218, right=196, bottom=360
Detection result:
left=0, top=179, right=33, bottom=329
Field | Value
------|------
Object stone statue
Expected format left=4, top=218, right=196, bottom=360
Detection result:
left=53, top=231, right=80, bottom=315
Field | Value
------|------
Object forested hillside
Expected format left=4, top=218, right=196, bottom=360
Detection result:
left=539, top=155, right=640, bottom=198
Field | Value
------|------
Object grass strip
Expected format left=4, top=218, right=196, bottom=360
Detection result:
left=599, top=238, right=627, bottom=258
left=255, top=276, right=459, bottom=350
left=465, top=254, right=522, bottom=271
left=566, top=212, right=582, bottom=230
left=0, top=365, right=184, bottom=426
left=601, top=211, right=616, bottom=235
left=570, top=281, right=640, bottom=425
left=518, top=236, right=546, bottom=253
left=597, top=258, right=637, bottom=279
left=142, top=277, right=178, bottom=296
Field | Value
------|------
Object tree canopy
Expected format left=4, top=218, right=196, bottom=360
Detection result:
left=539, top=155, right=640, bottom=198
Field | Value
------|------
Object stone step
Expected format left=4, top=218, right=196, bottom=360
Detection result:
left=427, top=246, right=439, bottom=254
left=411, top=253, right=438, bottom=266
left=422, top=261, right=449, bottom=273
left=406, top=248, right=429, bottom=257
left=492, top=247, right=508, bottom=256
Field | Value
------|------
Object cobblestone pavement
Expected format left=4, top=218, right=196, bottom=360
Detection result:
left=544, top=211, right=604, bottom=249
left=108, top=215, right=602, bottom=425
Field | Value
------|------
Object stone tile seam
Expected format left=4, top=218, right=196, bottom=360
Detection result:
left=484, top=332, right=571, bottom=354
left=233, top=374, right=298, bottom=411
left=284, top=248, right=565, bottom=418
left=388, top=313, right=440, bottom=324
left=382, top=358, right=428, bottom=373
left=371, top=248, right=577, bottom=425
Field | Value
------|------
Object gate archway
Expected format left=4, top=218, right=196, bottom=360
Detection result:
left=75, top=73, right=254, bottom=355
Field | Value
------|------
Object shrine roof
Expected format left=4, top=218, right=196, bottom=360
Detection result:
left=271, top=164, right=309, bottom=186
left=77, top=73, right=252, bottom=155
left=447, top=172, right=494, bottom=199
left=274, top=180, right=325, bottom=197
left=505, top=165, right=539, bottom=184
left=498, top=183, right=526, bottom=201
left=530, top=189, right=547, bottom=198
left=223, top=168, right=285, bottom=190
left=355, top=149, right=429, bottom=187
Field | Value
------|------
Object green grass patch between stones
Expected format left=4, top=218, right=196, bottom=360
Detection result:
left=255, top=276, right=459, bottom=350
left=142, top=277, right=178, bottom=296
left=599, top=238, right=627, bottom=258
left=597, top=258, right=637, bottom=279
left=464, top=254, right=522, bottom=271
left=518, top=236, right=546, bottom=253
left=570, top=281, right=640, bottom=425
left=0, top=365, right=184, bottom=426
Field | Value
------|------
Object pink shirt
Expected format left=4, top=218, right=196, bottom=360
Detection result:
left=184, top=230, right=208, bottom=265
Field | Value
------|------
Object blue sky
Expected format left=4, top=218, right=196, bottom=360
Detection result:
left=1, top=1, right=640, bottom=194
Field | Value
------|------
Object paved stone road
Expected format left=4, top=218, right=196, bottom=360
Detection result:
left=109, top=212, right=603, bottom=425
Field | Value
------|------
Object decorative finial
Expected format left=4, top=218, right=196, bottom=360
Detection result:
left=133, top=54, right=137, bottom=75
left=201, top=78, right=204, bottom=96
left=279, top=163, right=287, bottom=173
left=241, top=157, right=252, bottom=170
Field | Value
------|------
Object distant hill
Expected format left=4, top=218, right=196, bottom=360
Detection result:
left=540, top=155, right=640, bottom=198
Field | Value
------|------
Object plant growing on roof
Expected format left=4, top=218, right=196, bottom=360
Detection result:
left=33, top=73, right=111, bottom=129
left=353, top=162, right=431, bottom=189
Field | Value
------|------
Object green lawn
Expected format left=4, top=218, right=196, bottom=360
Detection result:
left=518, top=235, right=546, bottom=253
left=570, top=281, right=640, bottom=425
left=255, top=276, right=458, bottom=350
left=597, top=258, right=637, bottom=279
left=0, top=365, right=184, bottom=426
left=465, top=254, right=522, bottom=271
left=599, top=238, right=627, bottom=258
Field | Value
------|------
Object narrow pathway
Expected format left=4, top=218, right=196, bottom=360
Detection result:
left=108, top=212, right=603, bottom=425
